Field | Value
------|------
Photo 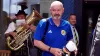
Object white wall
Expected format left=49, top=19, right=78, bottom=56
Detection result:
left=40, top=0, right=56, bottom=17
left=26, top=0, right=40, bottom=14
left=3, top=0, right=23, bottom=14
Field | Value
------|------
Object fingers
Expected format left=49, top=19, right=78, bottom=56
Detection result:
left=29, top=25, right=36, bottom=31
left=21, top=23, right=30, bottom=29
left=55, top=49, right=62, bottom=56
left=56, top=52, right=62, bottom=56
left=74, top=49, right=78, bottom=55
left=9, top=32, right=16, bottom=39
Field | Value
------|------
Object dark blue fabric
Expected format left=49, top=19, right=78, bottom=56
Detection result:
left=61, top=0, right=74, bottom=20
left=33, top=17, right=73, bottom=56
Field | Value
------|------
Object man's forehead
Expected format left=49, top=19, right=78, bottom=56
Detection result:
left=50, top=1, right=63, bottom=8
left=70, top=15, right=76, bottom=18
left=51, top=6, right=62, bottom=9
left=17, top=14, right=25, bottom=16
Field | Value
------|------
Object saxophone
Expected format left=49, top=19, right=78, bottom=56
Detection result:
left=6, top=9, right=42, bottom=51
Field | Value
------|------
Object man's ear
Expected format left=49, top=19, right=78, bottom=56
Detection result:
left=50, top=8, right=52, bottom=12
left=62, top=8, right=64, bottom=13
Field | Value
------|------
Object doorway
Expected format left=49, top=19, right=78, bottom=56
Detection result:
left=83, top=1, right=100, bottom=56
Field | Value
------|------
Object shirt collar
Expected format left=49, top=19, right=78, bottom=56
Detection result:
left=48, top=17, right=55, bottom=25
left=48, top=17, right=63, bottom=27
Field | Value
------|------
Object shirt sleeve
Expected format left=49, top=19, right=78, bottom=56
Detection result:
left=5, top=22, right=16, bottom=34
left=66, top=24, right=73, bottom=42
left=33, top=19, right=47, bottom=40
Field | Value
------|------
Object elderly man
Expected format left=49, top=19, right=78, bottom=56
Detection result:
left=34, top=1, right=76, bottom=56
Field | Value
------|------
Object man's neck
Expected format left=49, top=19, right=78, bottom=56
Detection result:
left=53, top=19, right=60, bottom=27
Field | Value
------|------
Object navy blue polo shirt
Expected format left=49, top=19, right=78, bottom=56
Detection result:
left=34, top=17, right=73, bottom=56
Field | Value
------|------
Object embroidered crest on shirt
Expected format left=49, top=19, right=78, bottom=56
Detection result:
left=48, top=30, right=52, bottom=33
left=61, top=30, right=66, bottom=36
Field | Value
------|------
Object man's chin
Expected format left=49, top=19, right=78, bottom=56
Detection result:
left=53, top=17, right=61, bottom=20
left=53, top=18, right=60, bottom=20
left=72, top=23, right=76, bottom=25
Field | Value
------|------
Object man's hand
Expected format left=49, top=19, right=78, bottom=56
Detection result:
left=21, top=23, right=30, bottom=29
left=29, top=25, right=36, bottom=31
left=9, top=32, right=16, bottom=39
left=21, top=23, right=36, bottom=31
left=50, top=47, right=63, bottom=56
left=74, top=49, right=78, bottom=56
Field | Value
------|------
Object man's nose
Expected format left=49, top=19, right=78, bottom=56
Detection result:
left=55, top=11, right=59, bottom=14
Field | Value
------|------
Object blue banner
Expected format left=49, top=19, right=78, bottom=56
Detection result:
left=61, top=0, right=74, bottom=20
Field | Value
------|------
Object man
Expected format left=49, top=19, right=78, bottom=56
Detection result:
left=5, top=10, right=36, bottom=56
left=68, top=14, right=79, bottom=46
left=34, top=1, right=76, bottom=56
left=68, top=14, right=79, bottom=56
